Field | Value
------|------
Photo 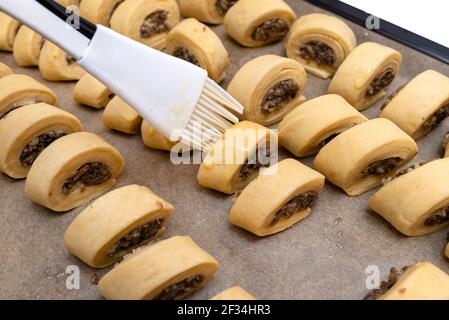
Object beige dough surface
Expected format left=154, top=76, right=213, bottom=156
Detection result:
left=80, top=0, right=124, bottom=26
left=178, top=0, right=234, bottom=25
left=0, top=13, right=20, bottom=52
left=13, top=26, right=43, bottom=67
left=73, top=74, right=113, bottom=109
left=103, top=96, right=142, bottom=134
left=210, top=286, right=256, bottom=300
left=0, top=62, right=13, bottom=78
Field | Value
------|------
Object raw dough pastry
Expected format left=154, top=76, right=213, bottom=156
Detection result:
left=103, top=96, right=142, bottom=134
left=55, top=0, right=80, bottom=6
left=178, top=0, right=238, bottom=25
left=328, top=42, right=402, bottom=110
left=0, top=74, right=57, bottom=119
left=278, top=94, right=367, bottom=157
left=80, top=0, right=124, bottom=26
left=230, top=158, right=324, bottom=236
left=13, top=26, right=43, bottom=67
left=227, top=55, right=307, bottom=126
left=73, top=74, right=114, bottom=109
left=0, top=103, right=82, bottom=179
left=224, top=0, right=296, bottom=47
left=64, top=184, right=173, bottom=268
left=446, top=242, right=449, bottom=259
left=285, top=13, right=356, bottom=79
left=25, top=132, right=124, bottom=212
left=380, top=70, right=449, bottom=140
left=369, top=158, right=449, bottom=236
left=313, top=118, right=418, bottom=196
left=0, top=62, right=13, bottom=78
left=210, top=286, right=256, bottom=300
left=110, top=0, right=180, bottom=51
left=0, top=12, right=20, bottom=52
left=39, top=41, right=86, bottom=81
left=98, top=236, right=219, bottom=300
left=166, top=18, right=230, bottom=83
left=141, top=120, right=175, bottom=151
left=197, top=121, right=273, bottom=194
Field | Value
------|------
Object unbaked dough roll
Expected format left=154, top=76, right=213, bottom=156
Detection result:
left=103, top=96, right=142, bottom=134
left=224, top=0, right=296, bottom=47
left=64, top=184, right=173, bottom=268
left=446, top=242, right=449, bottom=259
left=98, top=236, right=219, bottom=300
left=0, top=74, right=57, bottom=119
left=178, top=0, right=238, bottom=25
left=278, top=94, right=367, bottom=157
left=39, top=41, right=86, bottom=81
left=13, top=26, right=43, bottom=67
left=328, top=42, right=402, bottom=110
left=55, top=0, right=80, bottom=6
left=380, top=70, right=449, bottom=140
left=141, top=120, right=175, bottom=151
left=73, top=74, right=114, bottom=109
left=0, top=103, right=82, bottom=179
left=110, top=0, right=180, bottom=51
left=80, top=0, right=124, bottom=26
left=197, top=121, right=274, bottom=194
left=166, top=18, right=230, bottom=83
left=285, top=13, right=356, bottom=79
left=25, top=132, right=125, bottom=212
left=0, top=12, right=20, bottom=52
left=210, top=286, right=256, bottom=300
left=369, top=158, right=449, bottom=236
left=0, top=63, right=13, bottom=78
left=313, top=118, right=418, bottom=196
left=228, top=55, right=307, bottom=126
left=230, top=159, right=324, bottom=236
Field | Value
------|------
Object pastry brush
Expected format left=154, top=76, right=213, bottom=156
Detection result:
left=0, top=0, right=243, bottom=150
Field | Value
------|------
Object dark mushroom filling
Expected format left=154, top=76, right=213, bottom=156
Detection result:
left=380, top=83, right=406, bottom=110
left=172, top=47, right=200, bottom=67
left=424, top=207, right=449, bottom=226
left=299, top=41, right=336, bottom=66
left=154, top=274, right=205, bottom=300
left=382, top=161, right=427, bottom=185
left=215, top=0, right=238, bottom=14
left=251, top=18, right=290, bottom=42
left=364, top=266, right=409, bottom=300
left=107, top=219, right=164, bottom=257
left=361, top=157, right=402, bottom=178
left=239, top=148, right=271, bottom=180
left=261, top=79, right=299, bottom=114
left=20, top=131, right=67, bottom=167
left=422, top=103, right=449, bottom=131
left=140, top=10, right=170, bottom=38
left=66, top=55, right=77, bottom=65
left=366, top=68, right=396, bottom=97
left=62, top=162, right=111, bottom=195
left=271, top=191, right=318, bottom=226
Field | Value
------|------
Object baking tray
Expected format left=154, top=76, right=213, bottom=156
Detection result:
left=1, top=0, right=449, bottom=300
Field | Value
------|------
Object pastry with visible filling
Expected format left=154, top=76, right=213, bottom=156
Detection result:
left=98, top=236, right=219, bottom=300
left=364, top=262, right=449, bottom=300
left=279, top=94, right=367, bottom=157
left=13, top=26, right=44, bottom=67
left=0, top=12, right=20, bottom=52
left=64, top=184, right=173, bottom=268
left=0, top=63, right=13, bottom=78
left=103, top=96, right=142, bottom=134
left=0, top=74, right=57, bottom=119
left=380, top=70, right=449, bottom=140
left=314, top=118, right=418, bottom=196
left=25, top=132, right=124, bottom=212
left=369, top=158, right=449, bottom=236
left=178, top=0, right=238, bottom=25
left=0, top=103, right=82, bottom=179
left=228, top=55, right=307, bottom=126
left=210, top=286, right=256, bottom=300
left=73, top=74, right=114, bottom=109
left=230, top=159, right=324, bottom=236
left=80, top=0, right=124, bottom=26
left=328, top=42, right=402, bottom=110
left=224, top=0, right=296, bottom=47
left=166, top=18, right=230, bottom=83
left=197, top=121, right=274, bottom=194
left=110, top=0, right=180, bottom=51
left=285, top=13, right=356, bottom=79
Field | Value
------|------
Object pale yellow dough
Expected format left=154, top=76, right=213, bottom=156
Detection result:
left=0, top=74, right=57, bottom=118
left=228, top=55, right=307, bottom=126
left=0, top=103, right=82, bottom=179
left=230, top=159, right=324, bottom=236
left=98, top=236, right=219, bottom=300
left=103, top=96, right=142, bottom=134
left=0, top=12, right=20, bottom=52
left=446, top=243, right=449, bottom=259
left=73, top=74, right=114, bottom=109
left=278, top=94, right=367, bottom=157
left=110, top=0, right=180, bottom=51
left=64, top=184, right=173, bottom=268
left=224, top=0, right=296, bottom=47
left=25, top=132, right=125, bottom=212
left=80, top=0, right=124, bottom=26
left=13, top=26, right=43, bottom=67
left=285, top=13, right=356, bottom=79
left=166, top=18, right=230, bottom=83
left=210, top=286, right=256, bottom=300
left=369, top=158, right=449, bottom=236
left=55, top=0, right=80, bottom=6
left=328, top=42, right=402, bottom=110
left=141, top=120, right=175, bottom=151
left=0, top=63, right=13, bottom=78
left=380, top=70, right=449, bottom=140
left=178, top=0, right=237, bottom=25
left=314, top=118, right=418, bottom=196
left=197, top=121, right=274, bottom=194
